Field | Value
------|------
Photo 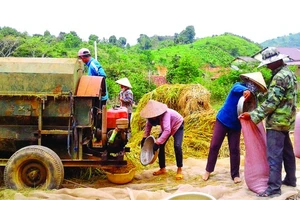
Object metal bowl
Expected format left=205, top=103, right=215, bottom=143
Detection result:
left=106, top=168, right=136, bottom=184
left=140, top=135, right=159, bottom=166
left=165, top=192, right=216, bottom=200
left=237, top=95, right=257, bottom=116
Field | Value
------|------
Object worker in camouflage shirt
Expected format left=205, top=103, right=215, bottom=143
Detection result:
left=239, top=47, right=297, bottom=197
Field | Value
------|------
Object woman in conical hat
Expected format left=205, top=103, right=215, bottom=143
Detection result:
left=202, top=71, right=267, bottom=184
left=140, top=100, right=184, bottom=180
left=116, top=77, right=133, bottom=131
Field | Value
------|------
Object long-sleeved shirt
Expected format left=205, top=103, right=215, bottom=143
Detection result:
left=85, top=57, right=108, bottom=101
left=119, top=89, right=133, bottom=113
left=250, top=66, right=297, bottom=131
left=217, top=82, right=248, bottom=130
left=143, top=109, right=183, bottom=144
left=86, top=58, right=106, bottom=77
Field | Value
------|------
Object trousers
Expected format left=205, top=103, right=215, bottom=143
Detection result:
left=266, top=129, right=296, bottom=193
left=206, top=119, right=241, bottom=179
left=158, top=122, right=184, bottom=168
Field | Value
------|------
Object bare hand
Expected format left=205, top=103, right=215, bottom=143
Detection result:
left=238, top=112, right=251, bottom=120
left=243, top=90, right=251, bottom=101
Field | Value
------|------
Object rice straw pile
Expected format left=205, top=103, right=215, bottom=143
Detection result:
left=126, top=84, right=245, bottom=170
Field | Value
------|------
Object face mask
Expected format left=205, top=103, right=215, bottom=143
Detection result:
left=245, top=81, right=258, bottom=94
left=148, top=117, right=160, bottom=126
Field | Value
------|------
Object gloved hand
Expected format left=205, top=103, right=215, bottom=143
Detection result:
left=153, top=143, right=159, bottom=153
left=238, top=112, right=251, bottom=120
left=243, top=90, right=251, bottom=101
left=141, top=137, right=146, bottom=148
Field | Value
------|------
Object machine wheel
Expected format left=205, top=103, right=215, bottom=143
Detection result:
left=4, top=145, right=64, bottom=189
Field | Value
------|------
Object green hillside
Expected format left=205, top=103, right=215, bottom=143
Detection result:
left=151, top=33, right=261, bottom=69
left=0, top=27, right=264, bottom=105
left=261, top=32, right=300, bottom=47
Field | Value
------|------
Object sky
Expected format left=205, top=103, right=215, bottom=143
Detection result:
left=1, top=0, right=299, bottom=45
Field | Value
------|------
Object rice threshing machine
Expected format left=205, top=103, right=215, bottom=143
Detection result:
left=0, top=57, right=131, bottom=189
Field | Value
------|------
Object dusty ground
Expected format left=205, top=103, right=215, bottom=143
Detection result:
left=1, top=157, right=299, bottom=200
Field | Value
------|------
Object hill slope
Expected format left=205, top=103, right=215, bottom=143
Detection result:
left=151, top=33, right=261, bottom=68
left=261, top=32, right=300, bottom=48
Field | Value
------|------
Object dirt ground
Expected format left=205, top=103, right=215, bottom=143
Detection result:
left=1, top=157, right=300, bottom=200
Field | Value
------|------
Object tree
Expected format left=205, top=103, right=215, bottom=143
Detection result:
left=174, top=33, right=179, bottom=44
left=137, top=34, right=152, bottom=50
left=89, top=34, right=99, bottom=43
left=70, top=31, right=79, bottom=37
left=166, top=54, right=199, bottom=84
left=0, top=35, right=23, bottom=57
left=118, top=37, right=127, bottom=47
left=109, top=35, right=117, bottom=45
left=185, top=25, right=195, bottom=43
left=166, top=54, right=180, bottom=82
left=0, top=26, right=21, bottom=37
left=44, top=30, right=51, bottom=37
left=177, top=25, right=196, bottom=44
left=150, top=36, right=159, bottom=49
left=57, top=32, right=66, bottom=41
left=43, top=30, right=56, bottom=44
left=14, top=36, right=50, bottom=57
left=63, top=32, right=82, bottom=48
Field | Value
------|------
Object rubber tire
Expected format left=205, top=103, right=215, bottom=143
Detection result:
left=4, top=145, right=64, bottom=189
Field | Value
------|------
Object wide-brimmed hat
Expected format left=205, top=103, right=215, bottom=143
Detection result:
left=240, top=72, right=267, bottom=93
left=257, top=47, right=288, bottom=68
left=116, top=77, right=132, bottom=88
left=140, top=100, right=168, bottom=118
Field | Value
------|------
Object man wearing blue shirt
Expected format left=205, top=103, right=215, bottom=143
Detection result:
left=78, top=48, right=108, bottom=104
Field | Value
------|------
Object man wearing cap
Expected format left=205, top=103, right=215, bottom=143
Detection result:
left=78, top=48, right=108, bottom=104
left=203, top=72, right=267, bottom=184
left=239, top=47, right=297, bottom=197
left=116, top=78, right=133, bottom=132
left=140, top=100, right=184, bottom=180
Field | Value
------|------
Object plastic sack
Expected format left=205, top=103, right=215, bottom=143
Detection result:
left=240, top=119, right=269, bottom=194
left=294, top=112, right=300, bottom=158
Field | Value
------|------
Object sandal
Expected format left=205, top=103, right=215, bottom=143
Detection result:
left=153, top=169, right=167, bottom=176
left=257, top=190, right=281, bottom=197
left=176, top=173, right=183, bottom=180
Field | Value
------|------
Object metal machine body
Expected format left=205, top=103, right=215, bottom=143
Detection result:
left=0, top=57, right=131, bottom=189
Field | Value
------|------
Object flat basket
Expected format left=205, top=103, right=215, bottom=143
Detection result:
left=106, top=168, right=136, bottom=184
left=164, top=192, right=216, bottom=200
left=237, top=95, right=257, bottom=116
left=140, top=135, right=159, bottom=166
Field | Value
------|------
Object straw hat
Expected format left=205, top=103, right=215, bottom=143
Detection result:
left=140, top=100, right=168, bottom=118
left=240, top=72, right=267, bottom=93
left=257, top=47, right=288, bottom=68
left=116, top=77, right=132, bottom=88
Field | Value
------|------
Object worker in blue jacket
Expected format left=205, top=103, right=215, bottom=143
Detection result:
left=78, top=48, right=108, bottom=104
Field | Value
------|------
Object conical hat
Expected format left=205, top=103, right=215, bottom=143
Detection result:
left=240, top=72, right=267, bottom=93
left=140, top=100, right=168, bottom=118
left=116, top=77, right=132, bottom=88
